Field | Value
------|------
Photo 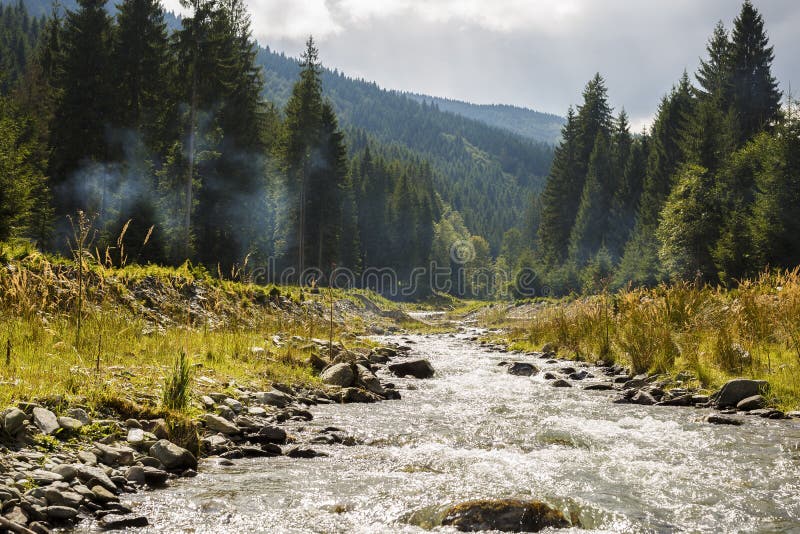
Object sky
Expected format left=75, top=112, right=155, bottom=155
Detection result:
left=164, top=0, right=800, bottom=130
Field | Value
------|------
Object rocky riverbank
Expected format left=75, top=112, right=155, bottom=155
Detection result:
left=0, top=337, right=439, bottom=533
left=477, top=335, right=800, bottom=426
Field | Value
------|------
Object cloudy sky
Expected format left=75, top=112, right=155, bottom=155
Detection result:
left=165, top=0, right=800, bottom=130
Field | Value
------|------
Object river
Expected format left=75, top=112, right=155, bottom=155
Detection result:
left=103, top=329, right=800, bottom=533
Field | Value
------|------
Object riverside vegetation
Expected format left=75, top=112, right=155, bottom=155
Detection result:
left=0, top=240, right=439, bottom=532
left=475, top=269, right=800, bottom=412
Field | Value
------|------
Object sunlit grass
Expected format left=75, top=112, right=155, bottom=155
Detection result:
left=486, top=270, right=800, bottom=410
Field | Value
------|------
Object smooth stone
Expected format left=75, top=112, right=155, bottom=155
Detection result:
left=45, top=505, right=78, bottom=521
left=355, top=364, right=386, bottom=395
left=223, top=398, right=244, bottom=413
left=320, top=363, right=356, bottom=387
left=65, top=408, right=91, bottom=425
left=32, top=407, right=59, bottom=435
left=388, top=359, right=435, bottom=379
left=706, top=415, right=743, bottom=426
left=75, top=465, right=116, bottom=493
left=507, top=362, right=538, bottom=377
left=551, top=379, right=572, bottom=388
left=3, top=408, right=28, bottom=435
left=56, top=417, right=83, bottom=432
left=203, top=414, right=240, bottom=435
left=736, top=395, right=767, bottom=412
left=99, top=514, right=149, bottom=530
left=149, top=440, right=197, bottom=471
left=714, top=379, right=769, bottom=408
left=441, top=499, right=570, bottom=532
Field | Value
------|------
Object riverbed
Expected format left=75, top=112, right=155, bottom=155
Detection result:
left=104, top=329, right=800, bottom=533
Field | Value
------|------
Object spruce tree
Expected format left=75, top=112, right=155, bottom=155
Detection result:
left=568, top=132, right=613, bottom=265
left=537, top=107, right=581, bottom=265
left=49, top=0, right=114, bottom=220
left=729, top=0, right=781, bottom=144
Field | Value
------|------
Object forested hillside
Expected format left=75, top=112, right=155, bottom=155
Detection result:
left=405, top=93, right=565, bottom=144
left=527, top=0, right=798, bottom=295
left=1, top=0, right=536, bottom=300
left=1, top=0, right=555, bottom=251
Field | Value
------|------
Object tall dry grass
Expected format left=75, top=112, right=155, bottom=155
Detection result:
left=513, top=270, right=800, bottom=409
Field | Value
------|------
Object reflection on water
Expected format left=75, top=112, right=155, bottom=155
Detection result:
left=83, top=330, right=800, bottom=533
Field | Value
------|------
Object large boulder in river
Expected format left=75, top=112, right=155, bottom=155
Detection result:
left=507, top=362, right=538, bottom=377
left=714, top=379, right=768, bottom=408
left=149, top=440, right=197, bottom=471
left=441, top=499, right=570, bottom=532
left=388, top=359, right=435, bottom=379
left=355, top=364, right=386, bottom=396
left=320, top=363, right=356, bottom=387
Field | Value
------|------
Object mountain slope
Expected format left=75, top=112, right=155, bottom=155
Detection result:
left=8, top=0, right=555, bottom=250
left=405, top=93, right=564, bottom=144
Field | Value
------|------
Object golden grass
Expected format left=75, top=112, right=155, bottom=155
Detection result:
left=490, top=270, right=800, bottom=410
left=0, top=241, right=387, bottom=416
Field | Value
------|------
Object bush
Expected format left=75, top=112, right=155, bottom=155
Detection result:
left=162, top=352, right=193, bottom=411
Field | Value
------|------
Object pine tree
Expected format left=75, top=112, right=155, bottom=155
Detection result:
left=281, top=36, right=324, bottom=276
left=616, top=75, right=694, bottom=286
left=729, top=0, right=781, bottom=144
left=569, top=132, right=613, bottom=265
left=656, top=164, right=719, bottom=282
left=48, top=0, right=114, bottom=221
left=113, top=0, right=171, bottom=149
left=537, top=107, right=581, bottom=265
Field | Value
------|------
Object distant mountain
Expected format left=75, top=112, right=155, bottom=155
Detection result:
left=406, top=94, right=564, bottom=145
left=7, top=0, right=555, bottom=250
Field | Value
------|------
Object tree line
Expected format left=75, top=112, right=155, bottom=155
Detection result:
left=521, top=0, right=796, bottom=294
left=0, top=0, right=497, bottom=297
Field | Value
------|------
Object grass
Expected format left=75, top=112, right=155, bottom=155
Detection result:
left=483, top=270, right=800, bottom=411
left=0, top=239, right=392, bottom=418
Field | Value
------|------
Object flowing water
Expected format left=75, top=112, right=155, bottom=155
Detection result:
left=103, top=329, right=800, bottom=533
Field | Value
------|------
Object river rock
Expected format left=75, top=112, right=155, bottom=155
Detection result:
left=543, top=372, right=557, bottom=380
left=631, top=390, right=657, bottom=406
left=247, top=426, right=287, bottom=444
left=149, top=440, right=197, bottom=470
left=44, top=505, right=78, bottom=521
left=90, top=485, right=118, bottom=504
left=441, top=498, right=570, bottom=532
left=66, top=408, right=91, bottom=425
left=736, top=395, right=767, bottom=411
left=142, top=466, right=170, bottom=486
left=583, top=384, right=614, bottom=391
left=320, top=363, right=356, bottom=387
left=75, top=465, right=117, bottom=492
left=786, top=411, right=800, bottom=419
left=355, top=364, right=386, bottom=395
left=507, top=362, right=538, bottom=377
left=254, top=389, right=294, bottom=408
left=32, top=407, right=59, bottom=435
left=3, top=408, right=27, bottom=435
left=57, top=416, right=83, bottom=432
left=705, top=415, right=743, bottom=426
left=388, top=359, right=435, bottom=379
left=99, top=514, right=149, bottom=530
left=551, top=379, right=571, bottom=388
left=203, top=414, right=240, bottom=435
left=714, top=379, right=769, bottom=408
left=51, top=464, right=77, bottom=482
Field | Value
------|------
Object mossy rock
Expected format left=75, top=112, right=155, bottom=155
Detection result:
left=441, top=499, right=570, bottom=532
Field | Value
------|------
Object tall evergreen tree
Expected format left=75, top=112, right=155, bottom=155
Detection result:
left=729, top=0, right=781, bottom=144
left=616, top=75, right=694, bottom=286
left=49, top=0, right=114, bottom=221
left=537, top=107, right=581, bottom=265
left=568, top=132, right=613, bottom=265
